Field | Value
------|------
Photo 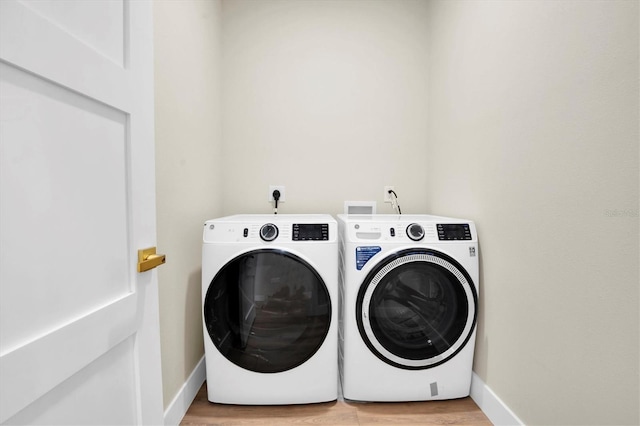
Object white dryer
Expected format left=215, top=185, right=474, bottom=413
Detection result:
left=337, top=214, right=478, bottom=402
left=202, top=214, right=338, bottom=404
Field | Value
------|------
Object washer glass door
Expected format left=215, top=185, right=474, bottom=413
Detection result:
left=357, top=248, right=477, bottom=369
left=204, top=249, right=331, bottom=373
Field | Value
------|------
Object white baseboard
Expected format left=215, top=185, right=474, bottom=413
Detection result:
left=163, top=356, right=206, bottom=426
left=470, top=372, right=524, bottom=426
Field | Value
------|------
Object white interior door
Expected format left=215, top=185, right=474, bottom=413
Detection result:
left=0, top=1, right=163, bottom=424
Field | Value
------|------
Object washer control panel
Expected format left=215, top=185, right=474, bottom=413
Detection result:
left=437, top=224, right=472, bottom=240
left=342, top=215, right=476, bottom=243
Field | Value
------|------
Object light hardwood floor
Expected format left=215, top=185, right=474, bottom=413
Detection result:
left=181, top=383, right=492, bottom=425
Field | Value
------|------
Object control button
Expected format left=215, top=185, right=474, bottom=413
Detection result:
left=259, top=223, right=279, bottom=241
left=390, top=228, right=395, bottom=237
left=407, top=223, right=425, bottom=241
left=243, top=228, right=249, bottom=238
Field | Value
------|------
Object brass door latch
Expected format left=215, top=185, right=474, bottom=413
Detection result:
left=137, top=247, right=166, bottom=272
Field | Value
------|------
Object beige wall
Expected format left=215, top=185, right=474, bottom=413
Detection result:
left=154, top=0, right=222, bottom=409
left=154, top=0, right=430, bottom=410
left=221, top=0, right=430, bottom=216
left=154, top=1, right=639, bottom=423
left=426, top=1, right=639, bottom=425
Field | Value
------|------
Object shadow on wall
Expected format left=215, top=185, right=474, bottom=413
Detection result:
left=185, top=268, right=204, bottom=379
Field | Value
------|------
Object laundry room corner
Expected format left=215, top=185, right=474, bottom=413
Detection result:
left=153, top=0, right=223, bottom=420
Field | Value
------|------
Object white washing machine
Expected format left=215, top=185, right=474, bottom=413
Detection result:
left=202, top=214, right=338, bottom=404
left=337, top=214, right=478, bottom=402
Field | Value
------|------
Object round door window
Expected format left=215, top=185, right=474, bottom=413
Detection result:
left=356, top=249, right=477, bottom=370
left=204, top=249, right=331, bottom=373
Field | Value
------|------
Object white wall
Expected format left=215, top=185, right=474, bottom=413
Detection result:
left=221, top=0, right=430, bottom=216
left=154, top=0, right=222, bottom=409
left=426, top=1, right=639, bottom=425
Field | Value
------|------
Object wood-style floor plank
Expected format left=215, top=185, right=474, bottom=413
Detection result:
left=180, top=383, right=492, bottom=425
left=352, top=398, right=492, bottom=425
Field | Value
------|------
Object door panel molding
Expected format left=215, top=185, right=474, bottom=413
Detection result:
left=0, top=293, right=137, bottom=423
left=0, top=0, right=129, bottom=112
left=0, top=0, right=162, bottom=423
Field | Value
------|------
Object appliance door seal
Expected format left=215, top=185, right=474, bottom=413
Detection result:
left=356, top=248, right=477, bottom=370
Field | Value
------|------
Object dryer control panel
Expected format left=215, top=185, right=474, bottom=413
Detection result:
left=293, top=223, right=329, bottom=241
left=203, top=215, right=337, bottom=243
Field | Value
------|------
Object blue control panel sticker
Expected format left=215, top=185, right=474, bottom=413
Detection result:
left=356, top=246, right=381, bottom=270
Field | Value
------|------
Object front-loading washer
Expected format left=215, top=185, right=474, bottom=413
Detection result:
left=202, top=214, right=338, bottom=404
left=337, top=214, right=479, bottom=402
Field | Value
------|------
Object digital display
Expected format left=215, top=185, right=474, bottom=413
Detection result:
left=292, top=224, right=329, bottom=241
left=437, top=224, right=472, bottom=240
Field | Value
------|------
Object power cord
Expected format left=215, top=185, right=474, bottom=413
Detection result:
left=272, top=189, right=281, bottom=215
left=388, top=189, right=402, bottom=214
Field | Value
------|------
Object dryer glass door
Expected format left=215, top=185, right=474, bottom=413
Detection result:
left=204, top=249, right=331, bottom=373
left=357, top=249, right=477, bottom=370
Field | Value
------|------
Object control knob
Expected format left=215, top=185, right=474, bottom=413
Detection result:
left=406, top=223, right=425, bottom=241
left=259, top=223, right=279, bottom=241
